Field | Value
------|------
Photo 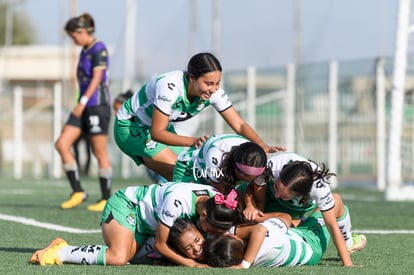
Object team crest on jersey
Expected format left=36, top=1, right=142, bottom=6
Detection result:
left=145, top=139, right=157, bottom=149
left=196, top=101, right=206, bottom=111
left=126, top=214, right=135, bottom=226
left=192, top=189, right=209, bottom=196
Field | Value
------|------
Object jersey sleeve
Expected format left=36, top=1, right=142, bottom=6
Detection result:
left=157, top=195, right=188, bottom=228
left=209, top=88, right=232, bottom=112
left=310, top=180, right=335, bottom=211
left=267, top=152, right=307, bottom=179
left=92, top=43, right=108, bottom=70
left=152, top=75, right=180, bottom=116
left=261, top=218, right=288, bottom=245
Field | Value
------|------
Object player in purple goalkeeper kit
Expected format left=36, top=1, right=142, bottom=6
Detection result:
left=55, top=13, right=112, bottom=212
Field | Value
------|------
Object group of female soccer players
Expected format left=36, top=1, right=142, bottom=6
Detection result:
left=30, top=12, right=366, bottom=269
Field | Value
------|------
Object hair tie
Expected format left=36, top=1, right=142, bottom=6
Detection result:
left=236, top=162, right=265, bottom=176
left=214, top=189, right=238, bottom=210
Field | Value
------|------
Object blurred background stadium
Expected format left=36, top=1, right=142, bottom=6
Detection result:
left=1, top=0, right=414, bottom=199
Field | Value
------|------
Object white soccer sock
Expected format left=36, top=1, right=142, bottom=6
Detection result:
left=337, top=205, right=353, bottom=247
left=63, top=161, right=79, bottom=173
left=59, top=245, right=106, bottom=265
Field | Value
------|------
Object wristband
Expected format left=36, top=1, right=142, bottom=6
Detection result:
left=241, top=260, right=251, bottom=268
left=79, top=96, right=89, bottom=105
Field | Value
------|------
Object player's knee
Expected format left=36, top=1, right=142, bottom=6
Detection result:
left=91, top=147, right=108, bottom=160
left=105, top=251, right=131, bottom=266
left=54, top=139, right=64, bottom=153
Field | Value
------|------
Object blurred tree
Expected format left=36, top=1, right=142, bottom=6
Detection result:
left=0, top=3, right=35, bottom=45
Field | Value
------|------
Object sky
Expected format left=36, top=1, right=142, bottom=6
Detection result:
left=12, top=0, right=406, bottom=79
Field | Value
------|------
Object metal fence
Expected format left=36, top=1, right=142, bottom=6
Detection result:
left=2, top=55, right=414, bottom=190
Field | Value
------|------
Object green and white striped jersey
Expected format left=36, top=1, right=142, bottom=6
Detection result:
left=253, top=213, right=328, bottom=267
left=176, top=134, right=248, bottom=183
left=122, top=182, right=218, bottom=235
left=117, top=70, right=232, bottom=126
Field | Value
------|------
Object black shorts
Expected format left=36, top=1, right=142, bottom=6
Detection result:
left=66, top=105, right=111, bottom=136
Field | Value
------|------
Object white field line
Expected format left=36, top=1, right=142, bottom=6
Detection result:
left=353, top=229, right=414, bottom=234
left=340, top=194, right=380, bottom=202
left=1, top=213, right=414, bottom=235
left=0, top=213, right=100, bottom=234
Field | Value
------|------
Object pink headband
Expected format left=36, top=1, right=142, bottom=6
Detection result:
left=236, top=162, right=265, bottom=176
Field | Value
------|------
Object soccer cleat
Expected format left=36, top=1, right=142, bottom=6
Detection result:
left=87, top=199, right=107, bottom=212
left=60, top=192, right=88, bottom=209
left=348, top=233, right=367, bottom=253
left=29, top=238, right=67, bottom=265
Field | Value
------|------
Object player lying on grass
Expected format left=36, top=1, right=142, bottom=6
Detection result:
left=205, top=211, right=331, bottom=267
left=166, top=212, right=330, bottom=268
left=30, top=182, right=245, bottom=267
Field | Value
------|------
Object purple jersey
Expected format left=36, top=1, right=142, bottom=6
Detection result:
left=77, top=40, right=110, bottom=107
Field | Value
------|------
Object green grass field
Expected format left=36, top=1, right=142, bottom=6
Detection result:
left=1, top=176, right=413, bottom=275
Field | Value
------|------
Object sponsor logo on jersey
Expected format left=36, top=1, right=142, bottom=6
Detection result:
left=192, top=190, right=209, bottom=196
left=268, top=218, right=285, bottom=229
left=321, top=191, right=333, bottom=207
left=162, top=210, right=175, bottom=219
left=157, top=95, right=172, bottom=102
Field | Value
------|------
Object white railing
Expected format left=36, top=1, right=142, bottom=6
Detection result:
left=3, top=56, right=414, bottom=200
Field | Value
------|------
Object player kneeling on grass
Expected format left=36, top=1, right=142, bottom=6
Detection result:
left=29, top=182, right=244, bottom=267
